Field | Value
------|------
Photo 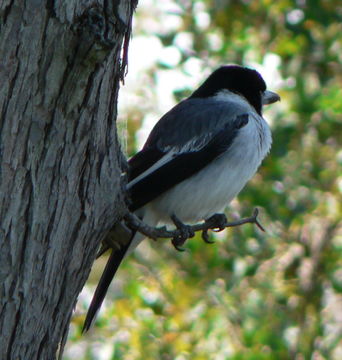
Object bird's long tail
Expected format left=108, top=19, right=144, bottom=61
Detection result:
left=82, top=210, right=158, bottom=332
left=82, top=241, right=131, bottom=332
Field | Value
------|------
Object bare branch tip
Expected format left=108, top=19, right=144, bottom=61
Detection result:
left=252, top=208, right=266, bottom=232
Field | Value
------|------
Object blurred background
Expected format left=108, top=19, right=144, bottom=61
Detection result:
left=65, top=1, right=342, bottom=359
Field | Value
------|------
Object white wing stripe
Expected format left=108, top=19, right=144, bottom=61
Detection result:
left=127, top=151, right=176, bottom=189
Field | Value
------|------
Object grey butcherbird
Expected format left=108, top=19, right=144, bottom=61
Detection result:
left=83, top=65, right=280, bottom=332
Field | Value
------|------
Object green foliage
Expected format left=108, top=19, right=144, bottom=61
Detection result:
left=66, top=1, right=342, bottom=359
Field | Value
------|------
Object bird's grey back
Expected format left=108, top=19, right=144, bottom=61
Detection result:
left=144, top=95, right=252, bottom=151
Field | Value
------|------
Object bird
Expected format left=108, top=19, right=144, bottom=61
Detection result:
left=82, top=65, right=280, bottom=332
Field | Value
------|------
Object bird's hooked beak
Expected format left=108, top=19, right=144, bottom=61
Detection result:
left=262, top=90, right=281, bottom=105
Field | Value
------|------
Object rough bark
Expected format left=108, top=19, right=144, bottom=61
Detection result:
left=0, top=1, right=137, bottom=359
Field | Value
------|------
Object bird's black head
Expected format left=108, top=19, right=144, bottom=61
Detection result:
left=190, top=65, right=269, bottom=115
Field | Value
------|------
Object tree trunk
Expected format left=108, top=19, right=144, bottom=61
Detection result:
left=0, top=1, right=137, bottom=358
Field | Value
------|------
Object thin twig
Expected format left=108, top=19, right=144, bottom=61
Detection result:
left=124, top=208, right=265, bottom=242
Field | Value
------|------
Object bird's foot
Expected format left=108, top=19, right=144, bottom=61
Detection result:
left=201, top=213, right=227, bottom=244
left=170, top=214, right=195, bottom=251
left=205, top=213, right=227, bottom=231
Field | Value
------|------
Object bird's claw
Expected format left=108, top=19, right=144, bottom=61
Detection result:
left=171, top=237, right=186, bottom=251
left=202, top=229, right=215, bottom=244
left=170, top=214, right=195, bottom=251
